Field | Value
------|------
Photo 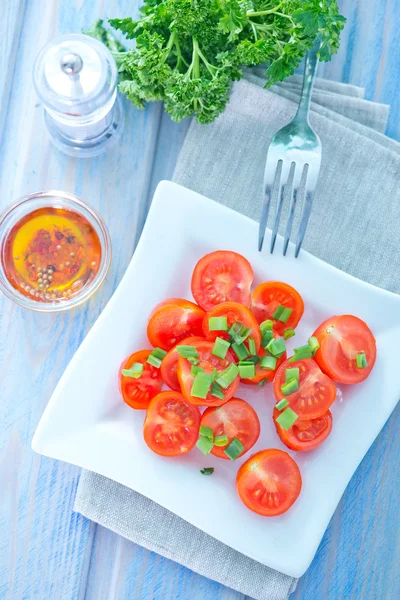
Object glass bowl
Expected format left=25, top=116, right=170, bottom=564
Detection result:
left=0, top=190, right=111, bottom=312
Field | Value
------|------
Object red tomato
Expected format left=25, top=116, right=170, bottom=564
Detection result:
left=143, top=391, right=201, bottom=456
left=160, top=336, right=204, bottom=391
left=177, top=339, right=240, bottom=406
left=201, top=399, right=260, bottom=459
left=274, top=358, right=336, bottom=419
left=251, top=282, right=304, bottom=336
left=202, top=301, right=262, bottom=351
left=191, top=250, right=254, bottom=311
left=147, top=298, right=205, bottom=351
left=313, top=315, right=376, bottom=384
left=273, top=407, right=333, bottom=452
left=119, top=349, right=163, bottom=410
left=241, top=342, right=286, bottom=385
left=236, top=449, right=302, bottom=516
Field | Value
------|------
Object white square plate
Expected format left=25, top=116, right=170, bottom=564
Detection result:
left=32, top=181, right=400, bottom=577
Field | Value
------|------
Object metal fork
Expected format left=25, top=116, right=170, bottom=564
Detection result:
left=258, top=41, right=322, bottom=256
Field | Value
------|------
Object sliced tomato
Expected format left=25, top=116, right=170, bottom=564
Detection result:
left=241, top=340, right=286, bottom=385
left=147, top=298, right=205, bottom=351
left=274, top=358, right=336, bottom=419
left=313, top=314, right=376, bottom=384
left=273, top=407, right=332, bottom=452
left=201, top=399, right=260, bottom=459
left=236, top=449, right=302, bottom=516
left=160, top=336, right=204, bottom=391
left=119, top=349, right=163, bottom=410
left=191, top=250, right=254, bottom=311
left=202, top=301, right=261, bottom=352
left=143, top=391, right=201, bottom=456
left=251, top=282, right=304, bottom=336
left=177, top=339, right=240, bottom=406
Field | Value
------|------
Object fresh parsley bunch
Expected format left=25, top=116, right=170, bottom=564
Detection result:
left=86, top=0, right=345, bottom=124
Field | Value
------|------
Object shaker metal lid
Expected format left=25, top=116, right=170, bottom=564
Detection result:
left=33, top=33, right=118, bottom=115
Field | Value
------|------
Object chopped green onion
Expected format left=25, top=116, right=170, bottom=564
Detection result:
left=199, top=425, right=214, bottom=440
left=212, top=337, right=230, bottom=359
left=238, top=362, right=256, bottom=379
left=211, top=382, right=225, bottom=399
left=258, top=379, right=268, bottom=387
left=260, top=355, right=277, bottom=370
left=283, top=328, right=296, bottom=340
left=151, top=347, right=167, bottom=360
left=176, top=345, right=198, bottom=358
left=275, top=398, right=289, bottom=411
left=261, top=328, right=274, bottom=348
left=281, top=378, right=299, bottom=396
left=231, top=342, right=250, bottom=361
left=273, top=304, right=293, bottom=323
left=224, top=437, right=244, bottom=461
left=260, top=319, right=273, bottom=334
left=308, top=336, right=320, bottom=356
left=214, top=434, right=229, bottom=447
left=191, top=372, right=212, bottom=399
left=147, top=354, right=162, bottom=368
left=276, top=407, right=298, bottom=430
left=229, top=321, right=252, bottom=345
left=200, top=467, right=214, bottom=475
left=196, top=436, right=214, bottom=455
left=244, top=355, right=260, bottom=365
left=208, top=316, right=228, bottom=331
left=356, top=352, right=368, bottom=368
left=285, top=367, right=300, bottom=383
left=247, top=338, right=256, bottom=356
left=191, top=365, right=204, bottom=376
left=289, top=344, right=313, bottom=362
left=121, top=362, right=143, bottom=379
left=215, top=364, right=239, bottom=389
left=211, top=368, right=218, bottom=381
left=187, top=356, right=200, bottom=365
left=266, top=337, right=286, bottom=357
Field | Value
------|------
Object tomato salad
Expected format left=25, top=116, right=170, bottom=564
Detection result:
left=119, top=250, right=377, bottom=517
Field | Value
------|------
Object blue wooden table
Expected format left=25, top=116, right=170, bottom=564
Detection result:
left=1, top=1, right=399, bottom=599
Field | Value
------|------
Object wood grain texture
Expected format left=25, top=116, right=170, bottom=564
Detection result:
left=0, top=0, right=399, bottom=599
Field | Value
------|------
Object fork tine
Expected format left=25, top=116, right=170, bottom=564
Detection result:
left=258, top=160, right=281, bottom=251
left=283, top=164, right=307, bottom=256
left=270, top=162, right=295, bottom=253
left=295, top=180, right=315, bottom=257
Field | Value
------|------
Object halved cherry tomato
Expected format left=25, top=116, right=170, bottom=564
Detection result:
left=143, top=391, right=201, bottom=456
left=119, top=350, right=163, bottom=410
left=313, top=314, right=376, bottom=384
left=191, top=250, right=254, bottom=311
left=160, top=336, right=204, bottom=391
left=147, top=298, right=205, bottom=351
left=202, top=301, right=261, bottom=352
left=236, top=449, right=302, bottom=516
left=274, top=358, right=336, bottom=419
left=201, top=399, right=260, bottom=459
left=241, top=340, right=286, bottom=385
left=177, top=339, right=240, bottom=406
left=273, top=407, right=333, bottom=452
left=251, top=282, right=304, bottom=336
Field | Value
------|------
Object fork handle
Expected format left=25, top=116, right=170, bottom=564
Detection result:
left=295, top=40, right=320, bottom=123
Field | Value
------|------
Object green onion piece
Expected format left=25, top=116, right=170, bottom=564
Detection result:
left=214, top=434, right=229, bottom=447
left=247, top=338, right=256, bottom=356
left=208, top=316, right=228, bottom=331
left=276, top=407, right=298, bottom=430
left=260, top=355, right=277, bottom=370
left=229, top=321, right=252, bottom=345
left=200, top=467, right=214, bottom=475
left=211, top=368, right=218, bottom=381
left=258, top=379, right=268, bottom=387
left=224, top=437, right=244, bottom=461
left=261, top=329, right=274, bottom=348
left=196, top=436, right=214, bottom=455
left=284, top=328, right=296, bottom=340
left=187, top=356, right=200, bottom=366
left=273, top=304, right=293, bottom=323
left=152, top=347, right=167, bottom=360
left=121, top=362, right=143, bottom=379
left=191, top=372, right=212, bottom=399
left=289, top=344, right=313, bottom=362
left=199, top=425, right=214, bottom=441
left=244, top=355, right=260, bottom=365
left=176, top=345, right=199, bottom=359
left=211, top=382, right=225, bottom=399
left=281, top=378, right=299, bottom=396
left=191, top=365, right=204, bottom=376
left=215, top=364, right=239, bottom=389
left=356, top=352, right=368, bottom=368
left=147, top=354, right=162, bottom=368
left=212, top=337, right=230, bottom=359
left=308, top=336, right=320, bottom=356
left=231, top=342, right=250, bottom=361
left=238, top=362, right=256, bottom=379
left=266, top=337, right=286, bottom=357
left=275, top=398, right=289, bottom=411
left=260, top=319, right=273, bottom=334
left=285, top=367, right=300, bottom=383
